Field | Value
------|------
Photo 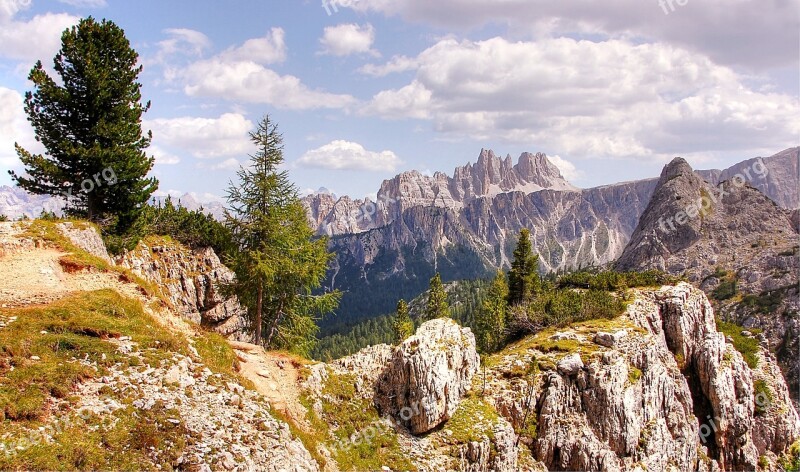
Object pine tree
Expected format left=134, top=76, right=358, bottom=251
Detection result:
left=475, top=271, right=509, bottom=353
left=10, top=17, right=157, bottom=233
left=224, top=115, right=339, bottom=356
left=507, top=228, right=541, bottom=306
left=422, top=273, right=450, bottom=321
left=392, top=299, right=414, bottom=343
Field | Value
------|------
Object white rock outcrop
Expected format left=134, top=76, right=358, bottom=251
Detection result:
left=118, top=239, right=251, bottom=341
left=376, top=318, right=480, bottom=434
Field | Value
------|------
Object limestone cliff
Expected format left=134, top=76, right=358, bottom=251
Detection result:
left=118, top=237, right=251, bottom=342
left=298, top=284, right=799, bottom=471
left=616, top=156, right=800, bottom=406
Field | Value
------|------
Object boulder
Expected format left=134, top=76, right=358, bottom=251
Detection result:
left=376, top=318, right=480, bottom=434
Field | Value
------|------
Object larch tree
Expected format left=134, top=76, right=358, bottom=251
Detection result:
left=507, top=228, right=541, bottom=306
left=10, top=17, right=157, bottom=233
left=475, top=271, right=509, bottom=353
left=392, top=299, right=414, bottom=344
left=422, top=272, right=450, bottom=321
left=224, top=115, right=339, bottom=356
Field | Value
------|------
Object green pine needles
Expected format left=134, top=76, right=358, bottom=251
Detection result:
left=223, top=115, right=340, bottom=356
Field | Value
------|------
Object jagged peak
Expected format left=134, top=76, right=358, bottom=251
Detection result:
left=658, top=157, right=695, bottom=184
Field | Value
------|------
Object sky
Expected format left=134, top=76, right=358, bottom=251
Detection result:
left=0, top=0, right=798, bottom=203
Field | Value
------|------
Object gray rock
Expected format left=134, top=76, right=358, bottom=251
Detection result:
left=556, top=353, right=584, bottom=376
left=376, top=318, right=480, bottom=434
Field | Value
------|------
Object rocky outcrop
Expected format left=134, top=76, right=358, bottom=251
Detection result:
left=118, top=238, right=251, bottom=341
left=696, top=146, right=799, bottom=210
left=56, top=222, right=112, bottom=264
left=630, top=284, right=800, bottom=470
left=616, top=156, right=800, bottom=405
left=376, top=318, right=480, bottom=434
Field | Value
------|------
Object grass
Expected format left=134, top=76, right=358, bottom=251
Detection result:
left=297, top=369, right=416, bottom=472
left=0, top=290, right=193, bottom=469
left=628, top=366, right=642, bottom=385
left=780, top=441, right=800, bottom=472
left=753, top=379, right=774, bottom=416
left=0, top=290, right=187, bottom=422
left=711, top=279, right=738, bottom=301
left=716, top=320, right=760, bottom=369
left=741, top=288, right=786, bottom=314
left=444, top=395, right=500, bottom=444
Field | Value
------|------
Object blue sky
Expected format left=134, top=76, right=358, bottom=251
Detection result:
left=0, top=0, right=798, bottom=203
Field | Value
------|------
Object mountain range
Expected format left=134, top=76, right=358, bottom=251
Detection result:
left=303, top=147, right=798, bottom=334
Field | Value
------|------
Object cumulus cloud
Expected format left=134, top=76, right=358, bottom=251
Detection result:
left=319, top=23, right=379, bottom=57
left=218, top=27, right=286, bottom=64
left=361, top=37, right=800, bottom=160
left=0, top=87, right=39, bottom=169
left=149, top=145, right=181, bottom=165
left=156, top=28, right=211, bottom=62
left=343, top=0, right=799, bottom=70
left=144, top=113, right=253, bottom=159
left=170, top=30, right=356, bottom=110
left=0, top=11, right=79, bottom=63
left=358, top=55, right=417, bottom=77
left=297, top=140, right=401, bottom=172
left=58, top=0, right=107, bottom=7
left=547, top=154, right=581, bottom=182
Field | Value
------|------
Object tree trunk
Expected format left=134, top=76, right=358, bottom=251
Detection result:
left=255, top=285, right=263, bottom=345
left=264, top=299, right=285, bottom=349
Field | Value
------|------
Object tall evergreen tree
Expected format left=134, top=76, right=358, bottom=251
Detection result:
left=224, top=115, right=339, bottom=356
left=422, top=273, right=450, bottom=321
left=507, top=228, right=541, bottom=305
left=10, top=17, right=157, bottom=233
left=475, top=271, right=509, bottom=353
left=392, top=299, right=414, bottom=344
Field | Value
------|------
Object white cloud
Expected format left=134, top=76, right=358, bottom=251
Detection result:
left=201, top=158, right=240, bottom=170
left=149, top=145, right=181, bottom=165
left=0, top=87, right=39, bottom=169
left=0, top=11, right=79, bottom=63
left=344, top=0, right=799, bottom=69
left=144, top=113, right=253, bottom=159
left=319, top=23, right=379, bottom=57
left=156, top=28, right=210, bottom=62
left=358, top=55, right=417, bottom=77
left=547, top=154, right=581, bottom=182
left=297, top=140, right=401, bottom=172
left=171, top=31, right=356, bottom=110
left=361, top=37, right=800, bottom=160
left=58, top=0, right=107, bottom=7
left=219, top=27, right=286, bottom=64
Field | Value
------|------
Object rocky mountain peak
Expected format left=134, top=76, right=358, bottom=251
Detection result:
left=658, top=156, right=695, bottom=184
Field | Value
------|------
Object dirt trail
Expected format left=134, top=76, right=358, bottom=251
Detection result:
left=0, top=223, right=195, bottom=337
left=230, top=341, right=308, bottom=423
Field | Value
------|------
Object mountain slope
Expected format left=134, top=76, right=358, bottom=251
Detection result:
left=312, top=147, right=798, bottom=333
left=616, top=157, right=800, bottom=405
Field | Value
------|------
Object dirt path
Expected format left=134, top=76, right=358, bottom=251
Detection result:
left=0, top=224, right=195, bottom=338
left=229, top=341, right=308, bottom=423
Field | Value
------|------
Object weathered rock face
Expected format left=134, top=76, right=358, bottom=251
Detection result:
left=477, top=283, right=799, bottom=472
left=118, top=239, right=251, bottom=341
left=696, top=146, right=799, bottom=210
left=616, top=156, right=800, bottom=405
left=56, top=222, right=112, bottom=264
left=629, top=284, right=800, bottom=471
left=376, top=318, right=480, bottom=434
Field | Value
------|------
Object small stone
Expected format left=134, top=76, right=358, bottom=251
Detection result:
left=29, top=355, right=40, bottom=361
